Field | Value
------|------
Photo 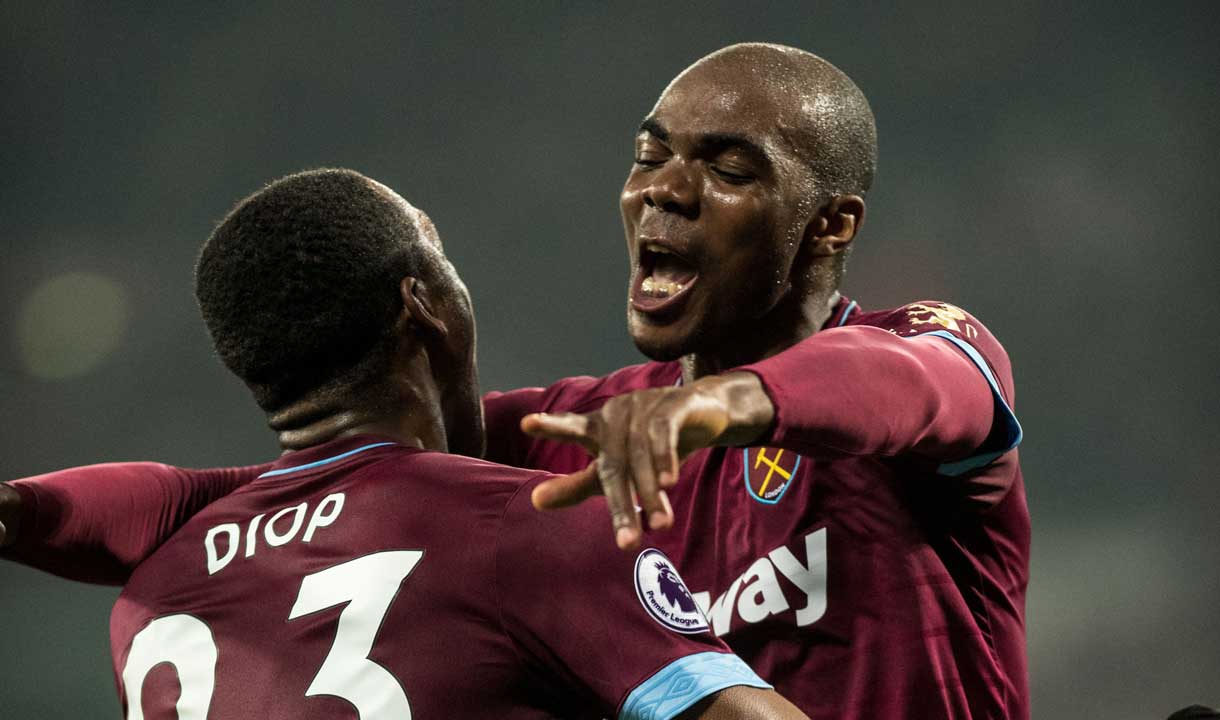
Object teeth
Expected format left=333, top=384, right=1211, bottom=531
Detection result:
left=640, top=277, right=684, bottom=297
left=645, top=243, right=671, bottom=254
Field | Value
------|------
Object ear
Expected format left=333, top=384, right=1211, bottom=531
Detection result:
left=399, top=277, right=449, bottom=338
left=804, top=194, right=865, bottom=257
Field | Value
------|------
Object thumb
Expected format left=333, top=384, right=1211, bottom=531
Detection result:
left=531, top=462, right=601, bottom=510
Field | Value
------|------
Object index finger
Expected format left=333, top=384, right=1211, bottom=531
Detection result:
left=520, top=413, right=598, bottom=453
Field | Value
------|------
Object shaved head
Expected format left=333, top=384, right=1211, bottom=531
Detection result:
left=662, top=42, right=877, bottom=200
left=622, top=43, right=875, bottom=365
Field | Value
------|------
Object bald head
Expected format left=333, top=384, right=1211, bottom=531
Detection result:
left=660, top=42, right=877, bottom=200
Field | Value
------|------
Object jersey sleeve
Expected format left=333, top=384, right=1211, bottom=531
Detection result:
left=2, top=461, right=266, bottom=584
left=494, top=476, right=769, bottom=719
left=740, top=301, right=1021, bottom=477
left=482, top=387, right=549, bottom=468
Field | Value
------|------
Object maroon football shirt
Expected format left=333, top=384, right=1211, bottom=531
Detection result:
left=483, top=298, right=1029, bottom=720
left=4, top=296, right=1028, bottom=719
left=108, top=436, right=766, bottom=719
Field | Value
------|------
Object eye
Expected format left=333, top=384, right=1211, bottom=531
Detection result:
left=633, top=135, right=670, bottom=169
left=712, top=166, right=754, bottom=184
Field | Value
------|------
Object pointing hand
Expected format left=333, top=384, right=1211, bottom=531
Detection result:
left=522, top=372, right=774, bottom=550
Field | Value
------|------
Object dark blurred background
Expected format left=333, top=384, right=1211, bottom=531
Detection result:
left=1, top=1, right=1217, bottom=717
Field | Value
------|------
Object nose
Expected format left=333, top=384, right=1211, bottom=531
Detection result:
left=641, top=161, right=699, bottom=219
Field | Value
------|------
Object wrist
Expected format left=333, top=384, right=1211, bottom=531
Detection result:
left=693, top=372, right=775, bottom=447
left=0, top=482, right=21, bottom=547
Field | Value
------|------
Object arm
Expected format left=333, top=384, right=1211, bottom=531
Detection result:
left=0, top=461, right=265, bottom=584
left=677, top=685, right=807, bottom=720
left=482, top=387, right=549, bottom=467
left=525, top=321, right=1020, bottom=549
left=737, top=324, right=1019, bottom=462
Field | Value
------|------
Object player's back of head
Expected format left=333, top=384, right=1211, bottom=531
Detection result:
left=195, top=169, right=448, bottom=411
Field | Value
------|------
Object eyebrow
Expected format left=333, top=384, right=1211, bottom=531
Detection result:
left=638, top=117, right=670, bottom=142
left=637, top=116, right=772, bottom=165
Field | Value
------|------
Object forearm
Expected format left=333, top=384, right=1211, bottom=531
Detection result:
left=1, top=461, right=264, bottom=584
left=739, top=326, right=998, bottom=460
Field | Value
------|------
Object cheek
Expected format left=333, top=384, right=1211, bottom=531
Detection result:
left=620, top=177, right=644, bottom=222
left=704, top=198, right=790, bottom=300
left=709, top=203, right=781, bottom=278
left=706, top=185, right=775, bottom=231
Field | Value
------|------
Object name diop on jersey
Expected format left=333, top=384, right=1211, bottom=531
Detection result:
left=691, top=528, right=827, bottom=636
left=203, top=493, right=346, bottom=575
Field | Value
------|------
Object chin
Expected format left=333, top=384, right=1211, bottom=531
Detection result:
left=629, top=318, right=694, bottom=362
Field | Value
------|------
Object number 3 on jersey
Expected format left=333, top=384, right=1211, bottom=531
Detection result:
left=121, top=550, right=423, bottom=719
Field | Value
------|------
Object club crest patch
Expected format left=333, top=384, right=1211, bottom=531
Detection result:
left=905, top=302, right=978, bottom=339
left=634, top=549, right=709, bottom=634
left=742, top=447, right=801, bottom=504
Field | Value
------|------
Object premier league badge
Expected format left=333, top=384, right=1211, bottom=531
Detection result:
left=743, top=447, right=801, bottom=504
left=633, top=549, right=709, bottom=634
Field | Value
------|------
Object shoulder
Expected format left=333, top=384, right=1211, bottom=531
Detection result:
left=848, top=299, right=1014, bottom=396
left=485, top=361, right=680, bottom=416
left=493, top=476, right=625, bottom=577
left=365, top=449, right=548, bottom=501
left=849, top=299, right=997, bottom=341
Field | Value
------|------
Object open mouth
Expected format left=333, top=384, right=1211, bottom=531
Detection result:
left=630, top=242, right=699, bottom=316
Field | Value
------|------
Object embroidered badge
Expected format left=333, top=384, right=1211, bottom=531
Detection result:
left=905, top=302, right=978, bottom=339
left=743, top=447, right=801, bottom=504
left=634, top=549, right=709, bottom=634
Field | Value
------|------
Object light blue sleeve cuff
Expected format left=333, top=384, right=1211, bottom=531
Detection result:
left=620, top=651, right=772, bottom=720
left=912, top=330, right=1023, bottom=476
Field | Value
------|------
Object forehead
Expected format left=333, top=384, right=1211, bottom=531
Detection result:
left=646, top=70, right=803, bottom=159
left=644, top=71, right=814, bottom=174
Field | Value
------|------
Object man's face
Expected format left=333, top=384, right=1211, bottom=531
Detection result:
left=620, top=68, right=817, bottom=361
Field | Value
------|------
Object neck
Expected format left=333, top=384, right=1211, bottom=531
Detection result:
left=266, top=379, right=447, bottom=454
left=682, top=289, right=839, bottom=383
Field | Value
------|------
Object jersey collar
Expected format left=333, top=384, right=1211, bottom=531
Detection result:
left=825, top=295, right=858, bottom=329
left=259, top=434, right=404, bottom=480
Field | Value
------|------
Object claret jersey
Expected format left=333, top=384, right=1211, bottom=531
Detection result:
left=484, top=297, right=1029, bottom=720
left=108, top=436, right=767, bottom=719
left=4, top=296, right=1028, bottom=719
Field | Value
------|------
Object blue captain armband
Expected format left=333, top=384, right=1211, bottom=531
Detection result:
left=620, top=651, right=771, bottom=720
left=911, top=330, right=1023, bottom=476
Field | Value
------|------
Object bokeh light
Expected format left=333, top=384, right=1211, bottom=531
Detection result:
left=17, top=271, right=131, bottom=380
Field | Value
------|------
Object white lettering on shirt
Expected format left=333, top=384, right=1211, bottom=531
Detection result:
left=204, top=493, right=346, bottom=575
left=692, top=528, right=827, bottom=636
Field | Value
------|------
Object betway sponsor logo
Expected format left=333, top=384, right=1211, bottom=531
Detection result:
left=691, top=528, right=827, bottom=636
